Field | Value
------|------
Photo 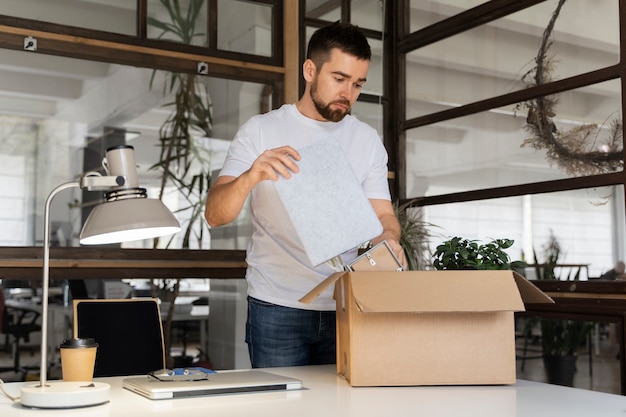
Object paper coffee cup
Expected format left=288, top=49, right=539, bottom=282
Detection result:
left=59, top=338, right=98, bottom=382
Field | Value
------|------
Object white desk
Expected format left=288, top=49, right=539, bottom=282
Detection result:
left=1, top=365, right=626, bottom=416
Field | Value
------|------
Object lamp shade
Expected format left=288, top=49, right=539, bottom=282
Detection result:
left=79, top=197, right=181, bottom=245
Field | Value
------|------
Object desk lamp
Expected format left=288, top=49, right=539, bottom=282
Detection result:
left=20, top=145, right=181, bottom=409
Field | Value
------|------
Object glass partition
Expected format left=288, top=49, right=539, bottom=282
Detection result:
left=406, top=1, right=619, bottom=120
left=217, top=0, right=273, bottom=56
left=410, top=0, right=486, bottom=31
left=406, top=79, right=623, bottom=199
left=351, top=0, right=384, bottom=32
left=423, top=187, right=619, bottom=278
left=0, top=53, right=272, bottom=251
left=305, top=0, right=341, bottom=21
left=2, top=0, right=136, bottom=35
left=148, top=0, right=208, bottom=46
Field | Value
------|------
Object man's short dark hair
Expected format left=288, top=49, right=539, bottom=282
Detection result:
left=306, top=21, right=371, bottom=70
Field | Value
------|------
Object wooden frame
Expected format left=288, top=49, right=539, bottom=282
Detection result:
left=0, top=247, right=246, bottom=281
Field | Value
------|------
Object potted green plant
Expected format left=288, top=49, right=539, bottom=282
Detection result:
left=432, top=236, right=526, bottom=271
left=532, top=231, right=592, bottom=386
left=394, top=201, right=436, bottom=271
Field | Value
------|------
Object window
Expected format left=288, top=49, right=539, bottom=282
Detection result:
left=397, top=0, right=625, bottom=275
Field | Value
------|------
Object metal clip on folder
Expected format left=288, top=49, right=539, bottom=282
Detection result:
left=348, top=241, right=403, bottom=272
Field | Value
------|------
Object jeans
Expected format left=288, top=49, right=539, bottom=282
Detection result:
left=245, top=296, right=336, bottom=368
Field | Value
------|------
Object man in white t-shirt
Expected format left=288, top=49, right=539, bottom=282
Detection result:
left=205, top=22, right=406, bottom=368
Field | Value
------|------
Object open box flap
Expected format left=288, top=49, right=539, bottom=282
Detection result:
left=299, top=271, right=346, bottom=305
left=512, top=271, right=555, bottom=304
left=299, top=270, right=553, bottom=312
left=349, top=271, right=526, bottom=313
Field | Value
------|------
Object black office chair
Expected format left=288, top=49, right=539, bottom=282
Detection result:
left=73, top=298, right=166, bottom=377
left=68, top=280, right=89, bottom=300
left=0, top=289, right=41, bottom=377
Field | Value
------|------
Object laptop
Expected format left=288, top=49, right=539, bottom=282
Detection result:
left=122, top=370, right=303, bottom=400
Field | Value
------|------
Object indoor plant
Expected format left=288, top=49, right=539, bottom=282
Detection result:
left=432, top=236, right=526, bottom=271
left=532, top=231, right=592, bottom=386
left=395, top=201, right=435, bottom=271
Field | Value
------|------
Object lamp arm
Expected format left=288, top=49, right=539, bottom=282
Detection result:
left=39, top=175, right=129, bottom=387
left=39, top=181, right=79, bottom=388
left=80, top=172, right=125, bottom=191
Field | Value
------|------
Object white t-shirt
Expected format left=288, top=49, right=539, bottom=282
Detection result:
left=217, top=104, right=391, bottom=310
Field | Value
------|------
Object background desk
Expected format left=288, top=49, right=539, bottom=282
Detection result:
left=163, top=304, right=210, bottom=361
left=2, top=365, right=626, bottom=416
left=520, top=279, right=626, bottom=394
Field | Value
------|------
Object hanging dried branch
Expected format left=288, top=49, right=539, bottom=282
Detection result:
left=518, top=0, right=623, bottom=176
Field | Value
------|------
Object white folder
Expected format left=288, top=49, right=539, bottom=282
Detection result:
left=274, top=137, right=383, bottom=266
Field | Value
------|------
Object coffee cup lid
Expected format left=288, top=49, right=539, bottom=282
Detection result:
left=59, top=338, right=98, bottom=349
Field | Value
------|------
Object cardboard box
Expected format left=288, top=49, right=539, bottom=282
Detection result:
left=300, top=270, right=553, bottom=386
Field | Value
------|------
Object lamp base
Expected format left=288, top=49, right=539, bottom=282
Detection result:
left=20, top=381, right=110, bottom=409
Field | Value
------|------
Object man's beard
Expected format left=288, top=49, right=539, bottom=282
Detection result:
left=310, top=80, right=350, bottom=122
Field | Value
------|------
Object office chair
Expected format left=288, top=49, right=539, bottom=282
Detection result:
left=73, top=298, right=166, bottom=377
left=0, top=289, right=42, bottom=377
left=68, top=280, right=89, bottom=300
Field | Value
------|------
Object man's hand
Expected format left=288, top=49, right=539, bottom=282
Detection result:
left=369, top=199, right=408, bottom=270
left=205, top=146, right=301, bottom=227
left=246, top=146, right=301, bottom=184
left=385, top=238, right=407, bottom=270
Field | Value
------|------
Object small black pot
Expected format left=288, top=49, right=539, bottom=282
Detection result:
left=543, top=354, right=577, bottom=387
